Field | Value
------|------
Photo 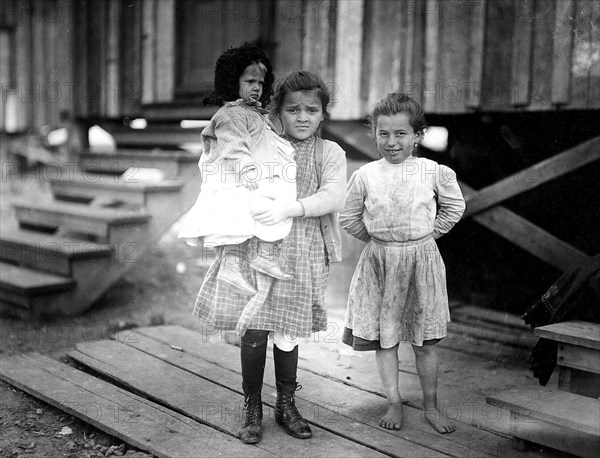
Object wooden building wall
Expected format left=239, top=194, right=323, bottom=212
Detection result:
left=1, top=0, right=598, bottom=132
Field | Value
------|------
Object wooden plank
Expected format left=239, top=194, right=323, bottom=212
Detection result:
left=0, top=353, right=267, bottom=458
left=119, top=0, right=142, bottom=116
left=507, top=408, right=599, bottom=458
left=571, top=0, right=593, bottom=108
left=73, top=0, right=88, bottom=117
left=401, top=0, right=415, bottom=95
left=141, top=0, right=156, bottom=104
left=105, top=330, right=451, bottom=458
left=422, top=0, right=439, bottom=112
left=13, top=0, right=33, bottom=130
left=438, top=0, right=472, bottom=113
left=0, top=0, right=16, bottom=26
left=54, top=0, right=74, bottom=116
left=529, top=0, right=555, bottom=110
left=86, top=0, right=107, bottom=117
left=105, top=0, right=120, bottom=116
left=31, top=0, right=45, bottom=127
left=466, top=0, right=486, bottom=108
left=365, top=0, right=403, bottom=108
left=481, top=0, right=515, bottom=111
left=302, top=0, right=331, bottom=79
left=551, top=0, right=574, bottom=105
left=510, top=0, right=534, bottom=106
left=154, top=0, right=175, bottom=102
left=276, top=2, right=304, bottom=77
left=534, top=321, right=600, bottom=350
left=135, top=325, right=502, bottom=458
left=43, top=0, right=58, bottom=126
left=464, top=136, right=600, bottom=216
left=69, top=340, right=390, bottom=458
left=486, top=388, right=600, bottom=437
left=408, top=0, right=425, bottom=105
left=331, top=0, right=364, bottom=120
left=558, top=343, right=600, bottom=374
left=0, top=262, right=75, bottom=295
left=590, top=1, right=600, bottom=107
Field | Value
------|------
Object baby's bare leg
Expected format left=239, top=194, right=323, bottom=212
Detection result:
left=412, top=341, right=455, bottom=434
left=375, top=345, right=403, bottom=430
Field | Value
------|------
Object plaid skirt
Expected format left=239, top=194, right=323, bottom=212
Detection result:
left=193, top=135, right=329, bottom=338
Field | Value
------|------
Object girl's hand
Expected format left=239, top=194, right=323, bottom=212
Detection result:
left=251, top=198, right=292, bottom=225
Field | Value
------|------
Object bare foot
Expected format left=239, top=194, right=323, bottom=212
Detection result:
left=424, top=409, right=455, bottom=434
left=379, top=402, right=403, bottom=430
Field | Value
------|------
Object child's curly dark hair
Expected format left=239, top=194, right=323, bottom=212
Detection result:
left=202, top=43, right=274, bottom=107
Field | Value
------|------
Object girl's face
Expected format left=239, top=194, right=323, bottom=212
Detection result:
left=280, top=90, right=324, bottom=140
left=375, top=113, right=421, bottom=164
left=238, top=63, right=266, bottom=103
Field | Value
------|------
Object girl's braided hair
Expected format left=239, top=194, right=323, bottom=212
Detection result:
left=202, top=43, right=274, bottom=107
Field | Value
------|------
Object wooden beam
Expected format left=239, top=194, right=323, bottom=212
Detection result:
left=461, top=182, right=590, bottom=272
left=510, top=0, right=534, bottom=106
left=464, top=136, right=600, bottom=217
left=551, top=0, right=574, bottom=105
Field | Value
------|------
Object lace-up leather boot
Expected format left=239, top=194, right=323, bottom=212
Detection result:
left=274, top=383, right=312, bottom=439
left=238, top=390, right=263, bottom=443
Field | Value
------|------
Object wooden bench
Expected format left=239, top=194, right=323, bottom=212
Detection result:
left=487, top=320, right=600, bottom=457
left=534, top=321, right=600, bottom=398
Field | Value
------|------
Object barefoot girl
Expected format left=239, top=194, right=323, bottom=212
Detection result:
left=340, top=93, right=465, bottom=434
left=193, top=70, right=347, bottom=444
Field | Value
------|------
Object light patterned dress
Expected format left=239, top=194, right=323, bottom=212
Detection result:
left=193, top=136, right=329, bottom=338
left=340, top=156, right=465, bottom=348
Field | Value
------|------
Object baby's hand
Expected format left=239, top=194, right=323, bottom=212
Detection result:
left=240, top=168, right=259, bottom=191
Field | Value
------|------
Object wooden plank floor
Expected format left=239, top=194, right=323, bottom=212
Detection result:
left=0, top=325, right=512, bottom=457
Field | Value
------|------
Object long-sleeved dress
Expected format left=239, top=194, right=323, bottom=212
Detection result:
left=340, top=156, right=465, bottom=348
left=193, top=135, right=347, bottom=338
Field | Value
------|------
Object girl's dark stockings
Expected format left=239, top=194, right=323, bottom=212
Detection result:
left=241, top=329, right=299, bottom=394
